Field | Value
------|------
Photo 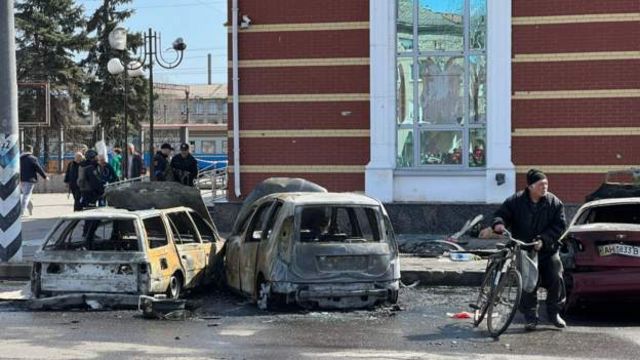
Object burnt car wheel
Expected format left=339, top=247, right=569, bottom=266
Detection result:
left=167, top=274, right=183, bottom=299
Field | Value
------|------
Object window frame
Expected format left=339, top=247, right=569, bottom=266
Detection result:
left=396, top=0, right=487, bottom=170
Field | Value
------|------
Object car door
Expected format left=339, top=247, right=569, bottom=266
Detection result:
left=142, top=215, right=177, bottom=293
left=188, top=210, right=218, bottom=279
left=240, top=201, right=273, bottom=295
left=167, top=211, right=206, bottom=288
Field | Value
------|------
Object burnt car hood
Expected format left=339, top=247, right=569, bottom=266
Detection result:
left=106, top=181, right=215, bottom=229
left=232, top=178, right=327, bottom=234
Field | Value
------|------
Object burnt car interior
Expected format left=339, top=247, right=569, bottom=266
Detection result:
left=576, top=204, right=640, bottom=225
left=44, top=219, right=139, bottom=251
left=299, top=206, right=381, bottom=243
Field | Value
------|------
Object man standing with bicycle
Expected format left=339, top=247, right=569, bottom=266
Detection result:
left=492, top=169, right=567, bottom=331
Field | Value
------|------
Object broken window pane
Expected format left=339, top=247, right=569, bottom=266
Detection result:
left=44, top=219, right=139, bottom=251
left=299, top=206, right=382, bottom=243
left=190, top=211, right=215, bottom=243
left=144, top=216, right=169, bottom=249
left=168, top=212, right=201, bottom=244
left=577, top=204, right=640, bottom=225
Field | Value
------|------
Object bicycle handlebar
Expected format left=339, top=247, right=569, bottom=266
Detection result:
left=500, top=229, right=542, bottom=251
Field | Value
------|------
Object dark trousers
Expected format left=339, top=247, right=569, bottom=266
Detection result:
left=70, top=187, right=82, bottom=211
left=520, top=251, right=565, bottom=317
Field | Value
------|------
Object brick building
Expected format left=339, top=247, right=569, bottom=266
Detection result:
left=227, top=0, right=639, bottom=204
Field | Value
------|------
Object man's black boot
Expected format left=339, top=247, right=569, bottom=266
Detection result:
left=549, top=313, right=567, bottom=329
left=524, top=313, right=538, bottom=331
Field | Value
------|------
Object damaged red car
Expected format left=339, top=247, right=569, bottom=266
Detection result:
left=562, top=197, right=640, bottom=309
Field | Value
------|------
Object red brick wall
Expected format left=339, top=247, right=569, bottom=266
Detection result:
left=512, top=0, right=640, bottom=204
left=227, top=0, right=370, bottom=199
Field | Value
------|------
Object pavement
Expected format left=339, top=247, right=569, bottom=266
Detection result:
left=0, top=193, right=488, bottom=285
left=1, top=285, right=639, bottom=359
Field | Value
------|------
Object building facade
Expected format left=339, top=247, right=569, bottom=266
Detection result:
left=143, top=83, right=228, bottom=154
left=227, top=0, right=639, bottom=204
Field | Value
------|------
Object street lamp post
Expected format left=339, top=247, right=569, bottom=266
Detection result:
left=107, top=27, right=186, bottom=180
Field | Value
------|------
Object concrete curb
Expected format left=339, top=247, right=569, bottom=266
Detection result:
left=0, top=264, right=32, bottom=280
left=401, top=270, right=483, bottom=287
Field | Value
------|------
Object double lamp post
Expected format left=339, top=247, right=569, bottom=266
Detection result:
left=107, top=27, right=186, bottom=179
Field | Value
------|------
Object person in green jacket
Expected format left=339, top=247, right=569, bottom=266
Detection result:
left=109, top=147, right=123, bottom=180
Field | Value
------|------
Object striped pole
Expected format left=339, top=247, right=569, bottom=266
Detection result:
left=0, top=1, right=22, bottom=263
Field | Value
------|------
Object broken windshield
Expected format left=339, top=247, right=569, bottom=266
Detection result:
left=44, top=219, right=140, bottom=251
left=297, top=205, right=382, bottom=243
left=577, top=204, right=640, bottom=225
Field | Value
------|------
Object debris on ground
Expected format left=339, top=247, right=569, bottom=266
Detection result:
left=446, top=311, right=473, bottom=319
left=139, top=295, right=193, bottom=320
left=29, top=294, right=138, bottom=311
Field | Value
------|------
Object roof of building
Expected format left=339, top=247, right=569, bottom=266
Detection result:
left=154, top=83, right=227, bottom=99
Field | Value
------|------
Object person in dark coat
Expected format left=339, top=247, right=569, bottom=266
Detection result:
left=492, top=168, right=567, bottom=331
left=96, top=154, right=118, bottom=206
left=19, top=145, right=48, bottom=216
left=77, top=150, right=101, bottom=209
left=64, top=152, right=85, bottom=211
left=153, top=143, right=173, bottom=181
left=126, top=143, right=145, bottom=179
left=170, top=143, right=199, bottom=186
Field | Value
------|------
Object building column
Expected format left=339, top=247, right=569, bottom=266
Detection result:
left=365, top=0, right=396, bottom=203
left=485, top=0, right=515, bottom=203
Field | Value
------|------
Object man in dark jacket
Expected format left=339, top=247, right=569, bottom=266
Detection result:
left=64, top=152, right=84, bottom=211
left=96, top=154, right=118, bottom=206
left=170, top=143, right=199, bottom=186
left=153, top=143, right=173, bottom=181
left=77, top=150, right=101, bottom=209
left=126, top=143, right=145, bottom=179
left=19, top=145, right=48, bottom=216
left=492, top=169, right=567, bottom=331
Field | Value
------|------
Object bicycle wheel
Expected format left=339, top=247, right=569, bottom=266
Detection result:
left=470, top=264, right=495, bottom=327
left=487, top=268, right=522, bottom=338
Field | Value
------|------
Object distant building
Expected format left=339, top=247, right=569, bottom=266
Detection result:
left=141, top=83, right=228, bottom=155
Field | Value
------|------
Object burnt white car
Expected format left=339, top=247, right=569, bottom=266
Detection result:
left=30, top=182, right=223, bottom=308
left=224, top=191, right=400, bottom=309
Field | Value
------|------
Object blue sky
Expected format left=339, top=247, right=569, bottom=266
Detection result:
left=77, top=0, right=228, bottom=85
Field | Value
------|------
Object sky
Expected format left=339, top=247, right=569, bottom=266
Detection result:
left=77, top=0, right=228, bottom=85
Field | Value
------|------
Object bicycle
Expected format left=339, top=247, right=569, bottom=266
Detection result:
left=457, top=229, right=541, bottom=338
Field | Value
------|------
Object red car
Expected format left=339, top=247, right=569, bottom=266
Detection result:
left=562, top=197, right=640, bottom=309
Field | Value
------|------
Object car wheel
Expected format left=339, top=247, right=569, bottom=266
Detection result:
left=167, top=274, right=183, bottom=299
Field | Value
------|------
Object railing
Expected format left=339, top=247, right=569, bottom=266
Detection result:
left=196, top=162, right=227, bottom=203
left=104, top=175, right=150, bottom=190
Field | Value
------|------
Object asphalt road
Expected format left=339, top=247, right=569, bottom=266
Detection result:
left=1, top=286, right=639, bottom=359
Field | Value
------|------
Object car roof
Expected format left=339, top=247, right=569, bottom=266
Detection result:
left=580, top=197, right=640, bottom=209
left=263, top=192, right=381, bottom=206
left=56, top=206, right=195, bottom=220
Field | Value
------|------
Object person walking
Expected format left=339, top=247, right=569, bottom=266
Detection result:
left=64, top=152, right=84, bottom=211
left=492, top=169, right=567, bottom=331
left=127, top=143, right=145, bottom=179
left=19, top=145, right=48, bottom=216
left=170, top=143, right=199, bottom=186
left=110, top=146, right=123, bottom=180
left=153, top=143, right=173, bottom=181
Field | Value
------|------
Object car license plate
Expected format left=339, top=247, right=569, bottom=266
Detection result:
left=598, top=244, right=640, bottom=258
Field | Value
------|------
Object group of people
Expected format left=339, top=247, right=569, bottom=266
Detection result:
left=62, top=142, right=198, bottom=211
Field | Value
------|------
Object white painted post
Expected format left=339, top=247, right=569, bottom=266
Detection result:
left=0, top=1, right=23, bottom=262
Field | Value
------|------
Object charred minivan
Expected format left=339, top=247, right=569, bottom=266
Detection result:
left=224, top=191, right=400, bottom=309
left=31, top=182, right=222, bottom=307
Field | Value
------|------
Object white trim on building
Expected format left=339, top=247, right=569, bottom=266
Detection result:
left=366, top=0, right=515, bottom=203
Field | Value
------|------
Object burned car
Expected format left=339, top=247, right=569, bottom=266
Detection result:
left=224, top=179, right=400, bottom=309
left=30, top=182, right=222, bottom=308
left=562, top=197, right=640, bottom=309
